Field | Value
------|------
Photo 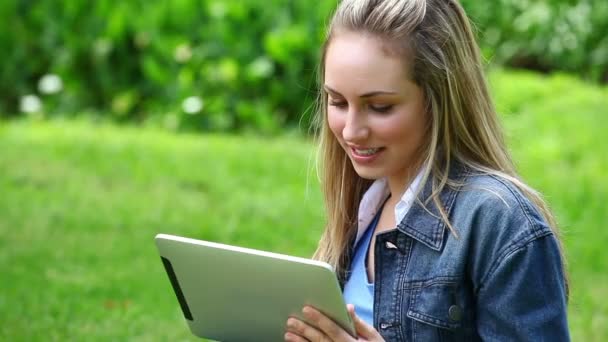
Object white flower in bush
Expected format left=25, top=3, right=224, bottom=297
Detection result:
left=20, top=94, right=42, bottom=113
left=93, top=38, right=113, bottom=57
left=38, top=74, right=63, bottom=94
left=182, top=96, right=204, bottom=114
left=174, top=44, right=192, bottom=63
left=247, top=56, right=274, bottom=79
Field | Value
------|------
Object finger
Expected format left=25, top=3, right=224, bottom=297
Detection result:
left=347, top=304, right=381, bottom=339
left=286, top=317, right=327, bottom=342
left=302, top=306, right=351, bottom=341
left=284, top=331, right=310, bottom=342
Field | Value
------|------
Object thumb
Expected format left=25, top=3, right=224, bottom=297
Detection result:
left=347, top=304, right=377, bottom=338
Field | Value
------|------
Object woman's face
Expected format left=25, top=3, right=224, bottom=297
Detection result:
left=324, top=31, right=428, bottom=184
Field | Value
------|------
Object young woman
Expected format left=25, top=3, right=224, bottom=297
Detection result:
left=284, top=0, right=570, bottom=341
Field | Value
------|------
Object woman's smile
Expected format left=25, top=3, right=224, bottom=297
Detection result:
left=349, top=145, right=385, bottom=164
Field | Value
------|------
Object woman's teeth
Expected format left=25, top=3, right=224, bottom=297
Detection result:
left=355, top=148, right=381, bottom=156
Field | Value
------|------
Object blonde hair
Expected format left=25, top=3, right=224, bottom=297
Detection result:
left=312, top=0, right=567, bottom=290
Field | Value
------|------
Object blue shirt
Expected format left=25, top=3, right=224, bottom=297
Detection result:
left=342, top=208, right=380, bottom=326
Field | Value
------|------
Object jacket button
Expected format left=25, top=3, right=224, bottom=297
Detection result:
left=385, top=241, right=398, bottom=249
left=448, top=305, right=462, bottom=322
left=379, top=322, right=391, bottom=329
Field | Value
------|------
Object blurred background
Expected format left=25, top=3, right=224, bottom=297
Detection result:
left=1, top=0, right=606, bottom=340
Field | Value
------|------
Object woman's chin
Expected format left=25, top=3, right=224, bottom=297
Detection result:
left=351, top=165, right=384, bottom=180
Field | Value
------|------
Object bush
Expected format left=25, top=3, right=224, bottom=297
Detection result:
left=1, top=0, right=606, bottom=133
left=462, top=0, right=608, bottom=82
left=0, top=0, right=336, bottom=133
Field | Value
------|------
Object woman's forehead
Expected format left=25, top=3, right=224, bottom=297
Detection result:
left=324, top=32, right=411, bottom=93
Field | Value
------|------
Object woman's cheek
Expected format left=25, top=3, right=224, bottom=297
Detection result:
left=327, top=108, right=345, bottom=141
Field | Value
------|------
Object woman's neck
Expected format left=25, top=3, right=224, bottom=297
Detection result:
left=387, top=169, right=419, bottom=202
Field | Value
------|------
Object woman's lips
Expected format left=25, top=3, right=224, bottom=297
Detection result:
left=349, top=146, right=385, bottom=164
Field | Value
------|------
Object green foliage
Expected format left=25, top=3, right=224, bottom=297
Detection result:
left=1, top=0, right=607, bottom=133
left=0, top=70, right=607, bottom=340
left=0, top=0, right=336, bottom=132
left=462, top=0, right=608, bottom=81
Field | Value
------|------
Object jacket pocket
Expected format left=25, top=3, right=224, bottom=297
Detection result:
left=405, top=278, right=469, bottom=341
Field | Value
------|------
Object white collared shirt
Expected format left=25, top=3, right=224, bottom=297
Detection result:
left=354, top=170, right=425, bottom=246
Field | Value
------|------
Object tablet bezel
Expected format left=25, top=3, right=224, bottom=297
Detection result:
left=155, top=233, right=356, bottom=341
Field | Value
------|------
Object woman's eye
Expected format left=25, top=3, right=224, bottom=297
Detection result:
left=329, top=101, right=347, bottom=108
left=370, top=104, right=393, bottom=113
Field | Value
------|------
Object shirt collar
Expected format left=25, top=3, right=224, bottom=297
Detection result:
left=355, top=162, right=469, bottom=251
left=355, top=178, right=390, bottom=245
left=355, top=169, right=424, bottom=245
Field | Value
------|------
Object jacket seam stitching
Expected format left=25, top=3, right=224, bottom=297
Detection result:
left=374, top=237, right=383, bottom=330
left=487, top=174, right=537, bottom=229
left=397, top=236, right=413, bottom=341
left=407, top=311, right=459, bottom=330
left=476, top=232, right=553, bottom=295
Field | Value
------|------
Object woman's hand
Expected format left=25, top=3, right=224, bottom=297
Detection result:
left=284, top=304, right=385, bottom=341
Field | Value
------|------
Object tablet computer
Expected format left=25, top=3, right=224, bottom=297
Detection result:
left=155, top=234, right=355, bottom=341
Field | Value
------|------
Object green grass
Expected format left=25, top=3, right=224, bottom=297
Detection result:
left=0, top=120, right=324, bottom=341
left=1, top=69, right=606, bottom=340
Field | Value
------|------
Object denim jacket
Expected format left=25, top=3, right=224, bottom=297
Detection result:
left=345, top=162, right=570, bottom=341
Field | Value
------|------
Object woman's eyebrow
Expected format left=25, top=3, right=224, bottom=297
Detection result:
left=323, top=85, right=397, bottom=98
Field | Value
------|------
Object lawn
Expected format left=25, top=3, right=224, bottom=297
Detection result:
left=1, top=69, right=606, bottom=340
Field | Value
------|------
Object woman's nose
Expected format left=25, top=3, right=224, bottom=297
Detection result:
left=342, top=110, right=369, bottom=143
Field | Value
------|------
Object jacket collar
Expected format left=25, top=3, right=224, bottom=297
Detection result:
left=396, top=161, right=469, bottom=251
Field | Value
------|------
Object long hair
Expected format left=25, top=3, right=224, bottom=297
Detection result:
left=312, top=0, right=567, bottom=290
